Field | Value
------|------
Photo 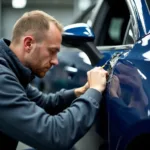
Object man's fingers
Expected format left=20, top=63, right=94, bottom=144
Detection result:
left=87, top=67, right=108, bottom=78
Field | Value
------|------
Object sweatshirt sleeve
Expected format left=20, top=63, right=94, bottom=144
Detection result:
left=26, top=84, right=77, bottom=114
left=0, top=69, right=102, bottom=150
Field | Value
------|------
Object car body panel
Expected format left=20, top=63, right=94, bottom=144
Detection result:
left=108, top=34, right=150, bottom=149
left=95, top=34, right=150, bottom=149
left=61, top=0, right=150, bottom=148
left=129, top=0, right=150, bottom=39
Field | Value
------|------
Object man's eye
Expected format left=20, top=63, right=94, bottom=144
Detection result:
left=50, top=50, right=56, bottom=55
left=48, top=48, right=58, bottom=55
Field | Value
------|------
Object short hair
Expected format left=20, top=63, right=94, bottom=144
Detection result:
left=11, top=10, right=63, bottom=43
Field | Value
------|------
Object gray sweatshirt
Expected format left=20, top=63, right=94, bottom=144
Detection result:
left=0, top=38, right=102, bottom=150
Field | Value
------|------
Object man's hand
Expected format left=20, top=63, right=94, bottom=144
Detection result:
left=74, top=67, right=108, bottom=97
left=74, top=82, right=89, bottom=97
left=87, top=67, right=108, bottom=92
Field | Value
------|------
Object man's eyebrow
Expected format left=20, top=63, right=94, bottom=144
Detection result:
left=48, top=47, right=60, bottom=52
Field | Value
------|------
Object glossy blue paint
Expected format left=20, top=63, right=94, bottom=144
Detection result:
left=61, top=1, right=150, bottom=148
left=63, top=23, right=95, bottom=39
left=110, top=34, right=150, bottom=150
left=61, top=0, right=150, bottom=149
left=89, top=1, right=150, bottom=149
left=95, top=34, right=150, bottom=150
left=131, top=0, right=150, bottom=39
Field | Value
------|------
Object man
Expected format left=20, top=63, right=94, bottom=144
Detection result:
left=0, top=10, right=108, bottom=150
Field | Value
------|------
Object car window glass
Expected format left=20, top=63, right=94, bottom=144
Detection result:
left=82, top=9, right=94, bottom=23
left=145, top=0, right=150, bottom=12
left=123, top=16, right=135, bottom=45
left=108, top=18, right=124, bottom=44
left=72, top=4, right=95, bottom=24
left=94, top=0, right=130, bottom=46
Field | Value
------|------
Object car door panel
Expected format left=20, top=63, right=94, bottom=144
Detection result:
left=96, top=35, right=150, bottom=149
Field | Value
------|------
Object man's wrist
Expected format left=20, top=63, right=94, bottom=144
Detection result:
left=74, top=87, right=85, bottom=97
left=89, top=86, right=104, bottom=93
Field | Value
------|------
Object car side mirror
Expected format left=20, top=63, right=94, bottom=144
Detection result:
left=62, top=23, right=103, bottom=66
left=62, top=23, right=95, bottom=47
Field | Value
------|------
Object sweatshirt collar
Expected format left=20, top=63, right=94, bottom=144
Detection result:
left=0, top=38, right=35, bottom=87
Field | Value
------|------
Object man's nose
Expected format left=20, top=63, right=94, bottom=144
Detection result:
left=50, top=57, right=59, bottom=65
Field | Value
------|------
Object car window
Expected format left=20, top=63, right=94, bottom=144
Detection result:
left=72, top=3, right=95, bottom=24
left=82, top=10, right=93, bottom=23
left=93, top=0, right=130, bottom=46
left=123, top=16, right=135, bottom=45
left=145, top=0, right=150, bottom=12
left=108, top=17, right=124, bottom=44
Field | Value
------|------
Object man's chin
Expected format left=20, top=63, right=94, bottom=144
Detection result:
left=36, top=72, right=46, bottom=78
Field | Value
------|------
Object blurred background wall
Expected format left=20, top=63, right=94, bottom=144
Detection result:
left=0, top=0, right=96, bottom=39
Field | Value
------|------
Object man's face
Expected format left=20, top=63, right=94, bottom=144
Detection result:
left=26, top=23, right=62, bottom=77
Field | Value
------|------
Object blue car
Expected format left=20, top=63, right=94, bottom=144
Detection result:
left=62, top=0, right=150, bottom=149
left=32, top=0, right=150, bottom=149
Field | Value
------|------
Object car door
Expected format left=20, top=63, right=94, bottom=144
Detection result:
left=93, top=0, right=150, bottom=149
left=57, top=0, right=150, bottom=149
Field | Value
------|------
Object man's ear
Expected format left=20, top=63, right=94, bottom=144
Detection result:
left=23, top=36, right=34, bottom=53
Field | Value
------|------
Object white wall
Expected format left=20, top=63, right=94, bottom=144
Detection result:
left=1, top=6, right=73, bottom=40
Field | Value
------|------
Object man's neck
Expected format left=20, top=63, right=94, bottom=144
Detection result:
left=9, top=43, right=25, bottom=65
